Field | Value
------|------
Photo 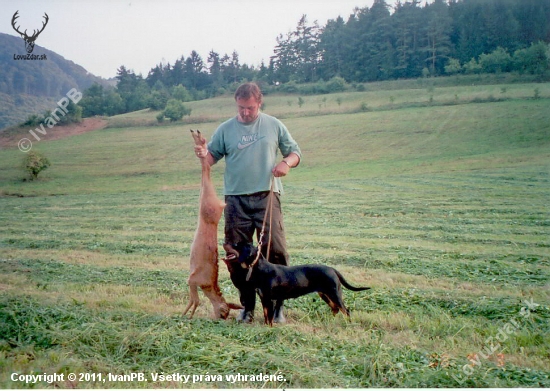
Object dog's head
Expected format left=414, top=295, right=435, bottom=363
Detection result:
left=223, top=242, right=258, bottom=269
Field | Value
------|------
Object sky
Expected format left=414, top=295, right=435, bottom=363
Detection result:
left=1, top=0, right=375, bottom=79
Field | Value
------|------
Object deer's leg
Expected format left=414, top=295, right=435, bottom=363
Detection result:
left=190, top=129, right=206, bottom=147
left=183, top=284, right=200, bottom=318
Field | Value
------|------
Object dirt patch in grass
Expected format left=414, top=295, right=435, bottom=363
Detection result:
left=0, top=117, right=108, bottom=149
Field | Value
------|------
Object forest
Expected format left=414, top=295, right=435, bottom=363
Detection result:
left=75, top=0, right=550, bottom=116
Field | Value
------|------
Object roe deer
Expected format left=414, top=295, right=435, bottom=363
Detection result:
left=183, top=130, right=242, bottom=319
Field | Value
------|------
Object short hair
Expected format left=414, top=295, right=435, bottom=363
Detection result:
left=234, top=82, right=263, bottom=102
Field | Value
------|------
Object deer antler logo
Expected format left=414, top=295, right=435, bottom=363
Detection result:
left=11, top=11, right=49, bottom=54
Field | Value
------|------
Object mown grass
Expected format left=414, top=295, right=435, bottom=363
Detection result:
left=0, top=78, right=549, bottom=388
left=105, top=76, right=550, bottom=128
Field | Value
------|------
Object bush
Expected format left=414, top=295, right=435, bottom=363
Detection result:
left=479, top=47, right=512, bottom=73
left=56, top=101, right=82, bottom=125
left=325, top=76, right=347, bottom=93
left=463, top=58, right=482, bottom=74
left=445, top=58, right=462, bottom=75
left=162, top=99, right=191, bottom=122
left=279, top=81, right=299, bottom=94
left=22, top=151, right=50, bottom=180
left=22, top=114, right=42, bottom=127
left=513, top=41, right=550, bottom=76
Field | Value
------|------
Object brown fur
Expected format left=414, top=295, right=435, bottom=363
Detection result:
left=183, top=130, right=242, bottom=319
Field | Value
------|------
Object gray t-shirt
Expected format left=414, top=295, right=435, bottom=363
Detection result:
left=208, top=112, right=301, bottom=195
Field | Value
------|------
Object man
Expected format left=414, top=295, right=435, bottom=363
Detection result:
left=194, top=82, right=301, bottom=323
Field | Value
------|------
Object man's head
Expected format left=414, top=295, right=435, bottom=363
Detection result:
left=235, top=82, right=262, bottom=123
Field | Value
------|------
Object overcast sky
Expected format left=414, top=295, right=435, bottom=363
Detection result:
left=1, top=0, right=375, bottom=79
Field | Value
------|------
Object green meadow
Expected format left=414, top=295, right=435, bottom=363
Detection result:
left=0, top=78, right=549, bottom=388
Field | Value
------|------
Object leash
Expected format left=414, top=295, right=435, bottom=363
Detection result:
left=246, top=176, right=275, bottom=281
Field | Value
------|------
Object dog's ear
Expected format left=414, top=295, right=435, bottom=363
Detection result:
left=239, top=243, right=251, bottom=263
left=248, top=244, right=258, bottom=261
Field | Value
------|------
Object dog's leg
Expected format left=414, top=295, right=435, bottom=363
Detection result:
left=273, top=300, right=286, bottom=324
left=260, top=296, right=275, bottom=326
left=183, top=284, right=200, bottom=318
left=263, top=306, right=270, bottom=326
left=339, top=304, right=350, bottom=317
left=236, top=285, right=256, bottom=323
left=318, top=292, right=340, bottom=315
left=328, top=288, right=351, bottom=317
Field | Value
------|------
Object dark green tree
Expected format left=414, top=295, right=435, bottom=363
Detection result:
left=350, top=0, right=393, bottom=81
left=102, top=90, right=125, bottom=116
left=80, top=83, right=105, bottom=117
left=293, top=15, right=321, bottom=82
left=393, top=0, right=424, bottom=78
left=115, top=66, right=151, bottom=112
left=424, top=0, right=453, bottom=75
left=272, top=32, right=297, bottom=83
left=318, top=16, right=348, bottom=80
left=184, top=50, right=208, bottom=90
left=149, top=90, right=169, bottom=110
left=207, top=50, right=224, bottom=91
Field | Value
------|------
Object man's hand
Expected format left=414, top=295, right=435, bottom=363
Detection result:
left=272, top=152, right=300, bottom=177
left=194, top=144, right=208, bottom=159
left=191, top=130, right=215, bottom=165
left=272, top=161, right=291, bottom=177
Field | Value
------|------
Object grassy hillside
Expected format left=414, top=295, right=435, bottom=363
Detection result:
left=0, top=80, right=549, bottom=388
left=0, top=33, right=106, bottom=130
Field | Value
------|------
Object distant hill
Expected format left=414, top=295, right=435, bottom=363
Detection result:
left=0, top=32, right=106, bottom=130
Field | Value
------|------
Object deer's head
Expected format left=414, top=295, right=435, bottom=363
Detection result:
left=12, top=11, right=49, bottom=54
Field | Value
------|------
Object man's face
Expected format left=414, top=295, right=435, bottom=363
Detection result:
left=236, top=96, right=261, bottom=123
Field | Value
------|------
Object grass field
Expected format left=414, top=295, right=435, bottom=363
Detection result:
left=0, top=77, right=549, bottom=388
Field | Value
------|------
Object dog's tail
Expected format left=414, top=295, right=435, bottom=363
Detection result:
left=335, top=269, right=371, bottom=291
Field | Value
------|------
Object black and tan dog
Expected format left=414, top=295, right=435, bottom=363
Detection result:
left=225, top=242, right=370, bottom=326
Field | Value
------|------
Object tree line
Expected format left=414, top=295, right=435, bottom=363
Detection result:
left=272, top=0, right=550, bottom=83
left=80, top=0, right=550, bottom=118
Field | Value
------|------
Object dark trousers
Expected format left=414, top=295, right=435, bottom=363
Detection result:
left=224, top=192, right=289, bottom=311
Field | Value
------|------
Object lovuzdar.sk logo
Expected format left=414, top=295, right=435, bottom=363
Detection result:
left=11, top=10, right=49, bottom=60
